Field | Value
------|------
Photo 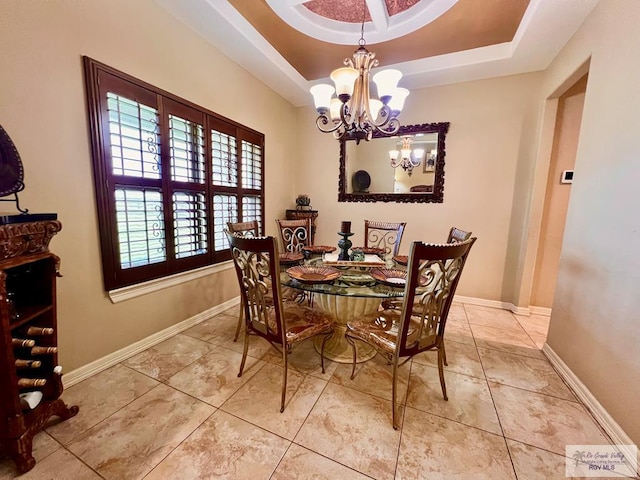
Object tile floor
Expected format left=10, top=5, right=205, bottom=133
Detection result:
left=0, top=303, right=629, bottom=479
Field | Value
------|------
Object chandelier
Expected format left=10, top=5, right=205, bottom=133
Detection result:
left=309, top=23, right=409, bottom=144
left=389, top=136, right=423, bottom=176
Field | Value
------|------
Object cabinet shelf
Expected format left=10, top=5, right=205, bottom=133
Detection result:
left=9, top=304, right=54, bottom=329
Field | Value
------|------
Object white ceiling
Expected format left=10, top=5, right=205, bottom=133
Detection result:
left=155, top=0, right=599, bottom=107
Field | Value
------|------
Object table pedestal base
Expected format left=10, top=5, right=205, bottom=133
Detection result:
left=313, top=294, right=381, bottom=364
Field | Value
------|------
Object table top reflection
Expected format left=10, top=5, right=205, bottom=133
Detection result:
left=280, top=256, right=405, bottom=299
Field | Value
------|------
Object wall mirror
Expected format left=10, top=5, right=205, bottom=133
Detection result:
left=338, top=122, right=449, bottom=203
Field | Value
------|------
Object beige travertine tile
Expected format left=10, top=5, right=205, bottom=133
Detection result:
left=184, top=312, right=279, bottom=361
left=478, top=347, right=576, bottom=401
left=464, top=304, right=524, bottom=332
left=489, top=382, right=609, bottom=456
left=520, top=316, right=548, bottom=336
left=260, top=338, right=340, bottom=379
left=0, top=431, right=61, bottom=479
left=212, top=327, right=277, bottom=359
left=67, top=384, right=214, bottom=480
left=514, top=313, right=550, bottom=338
left=167, top=346, right=265, bottom=406
left=145, top=410, right=289, bottom=480
left=271, top=444, right=371, bottom=480
left=181, top=313, right=238, bottom=343
left=470, top=323, right=545, bottom=359
left=295, top=382, right=401, bottom=480
left=529, top=333, right=548, bottom=350
left=330, top=353, right=411, bottom=402
left=413, top=339, right=485, bottom=378
left=397, top=407, right=516, bottom=480
left=221, top=362, right=327, bottom=440
left=447, top=303, right=469, bottom=323
left=46, top=364, right=158, bottom=445
left=407, top=363, right=502, bottom=435
left=444, top=320, right=476, bottom=346
left=0, top=449, right=102, bottom=480
left=506, top=439, right=624, bottom=480
left=122, top=334, right=214, bottom=381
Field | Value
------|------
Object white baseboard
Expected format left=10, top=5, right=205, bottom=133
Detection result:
left=542, top=344, right=637, bottom=473
left=454, top=295, right=552, bottom=317
left=454, top=295, right=510, bottom=310
left=530, top=305, right=552, bottom=316
left=62, top=296, right=240, bottom=388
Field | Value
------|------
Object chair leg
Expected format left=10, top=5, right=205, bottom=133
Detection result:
left=320, top=332, right=331, bottom=374
left=437, top=348, right=448, bottom=401
left=280, top=345, right=289, bottom=413
left=238, top=328, right=250, bottom=378
left=345, top=334, right=358, bottom=380
left=442, top=341, right=448, bottom=366
left=392, top=356, right=400, bottom=430
left=233, top=305, right=244, bottom=342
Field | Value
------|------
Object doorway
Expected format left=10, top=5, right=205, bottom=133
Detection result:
left=530, top=74, right=588, bottom=310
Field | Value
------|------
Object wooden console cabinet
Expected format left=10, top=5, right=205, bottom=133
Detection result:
left=0, top=217, right=78, bottom=474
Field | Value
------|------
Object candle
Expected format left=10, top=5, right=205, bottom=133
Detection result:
left=340, top=221, right=351, bottom=233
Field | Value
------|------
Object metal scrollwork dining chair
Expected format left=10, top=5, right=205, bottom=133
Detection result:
left=360, top=220, right=406, bottom=258
left=226, top=232, right=334, bottom=413
left=345, top=237, right=477, bottom=429
left=275, top=218, right=313, bottom=253
left=382, top=227, right=473, bottom=366
left=227, top=221, right=303, bottom=342
left=227, top=220, right=260, bottom=238
left=275, top=218, right=314, bottom=305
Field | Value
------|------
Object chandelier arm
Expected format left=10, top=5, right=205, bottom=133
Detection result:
left=315, top=114, right=345, bottom=134
left=367, top=104, right=401, bottom=132
left=339, top=102, right=354, bottom=130
left=368, top=113, right=400, bottom=136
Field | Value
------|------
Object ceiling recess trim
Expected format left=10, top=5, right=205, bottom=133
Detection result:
left=265, top=0, right=459, bottom=45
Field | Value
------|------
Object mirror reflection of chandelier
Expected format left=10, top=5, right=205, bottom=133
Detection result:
left=389, top=136, right=424, bottom=176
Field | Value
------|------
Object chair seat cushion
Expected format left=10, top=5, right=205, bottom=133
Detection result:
left=347, top=310, right=432, bottom=353
left=267, top=304, right=332, bottom=345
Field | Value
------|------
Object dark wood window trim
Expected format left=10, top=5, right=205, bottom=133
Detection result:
left=83, top=57, right=265, bottom=291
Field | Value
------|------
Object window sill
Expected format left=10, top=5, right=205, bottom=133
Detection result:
left=108, top=261, right=235, bottom=304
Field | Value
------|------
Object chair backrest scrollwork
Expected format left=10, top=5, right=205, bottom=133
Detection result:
left=275, top=218, right=312, bottom=253
left=364, top=220, right=407, bottom=257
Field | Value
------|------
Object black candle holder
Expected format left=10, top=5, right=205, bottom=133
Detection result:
left=337, top=232, right=354, bottom=261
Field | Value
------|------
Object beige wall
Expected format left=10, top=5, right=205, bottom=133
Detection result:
left=540, top=0, right=640, bottom=443
left=296, top=73, right=543, bottom=301
left=0, top=0, right=297, bottom=371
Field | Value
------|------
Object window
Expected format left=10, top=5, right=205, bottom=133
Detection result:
left=84, top=57, right=265, bottom=291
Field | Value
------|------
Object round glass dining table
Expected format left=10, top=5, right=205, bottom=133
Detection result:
left=281, top=259, right=405, bottom=363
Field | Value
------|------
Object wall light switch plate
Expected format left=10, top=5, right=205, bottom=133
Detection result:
left=561, top=170, right=574, bottom=184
